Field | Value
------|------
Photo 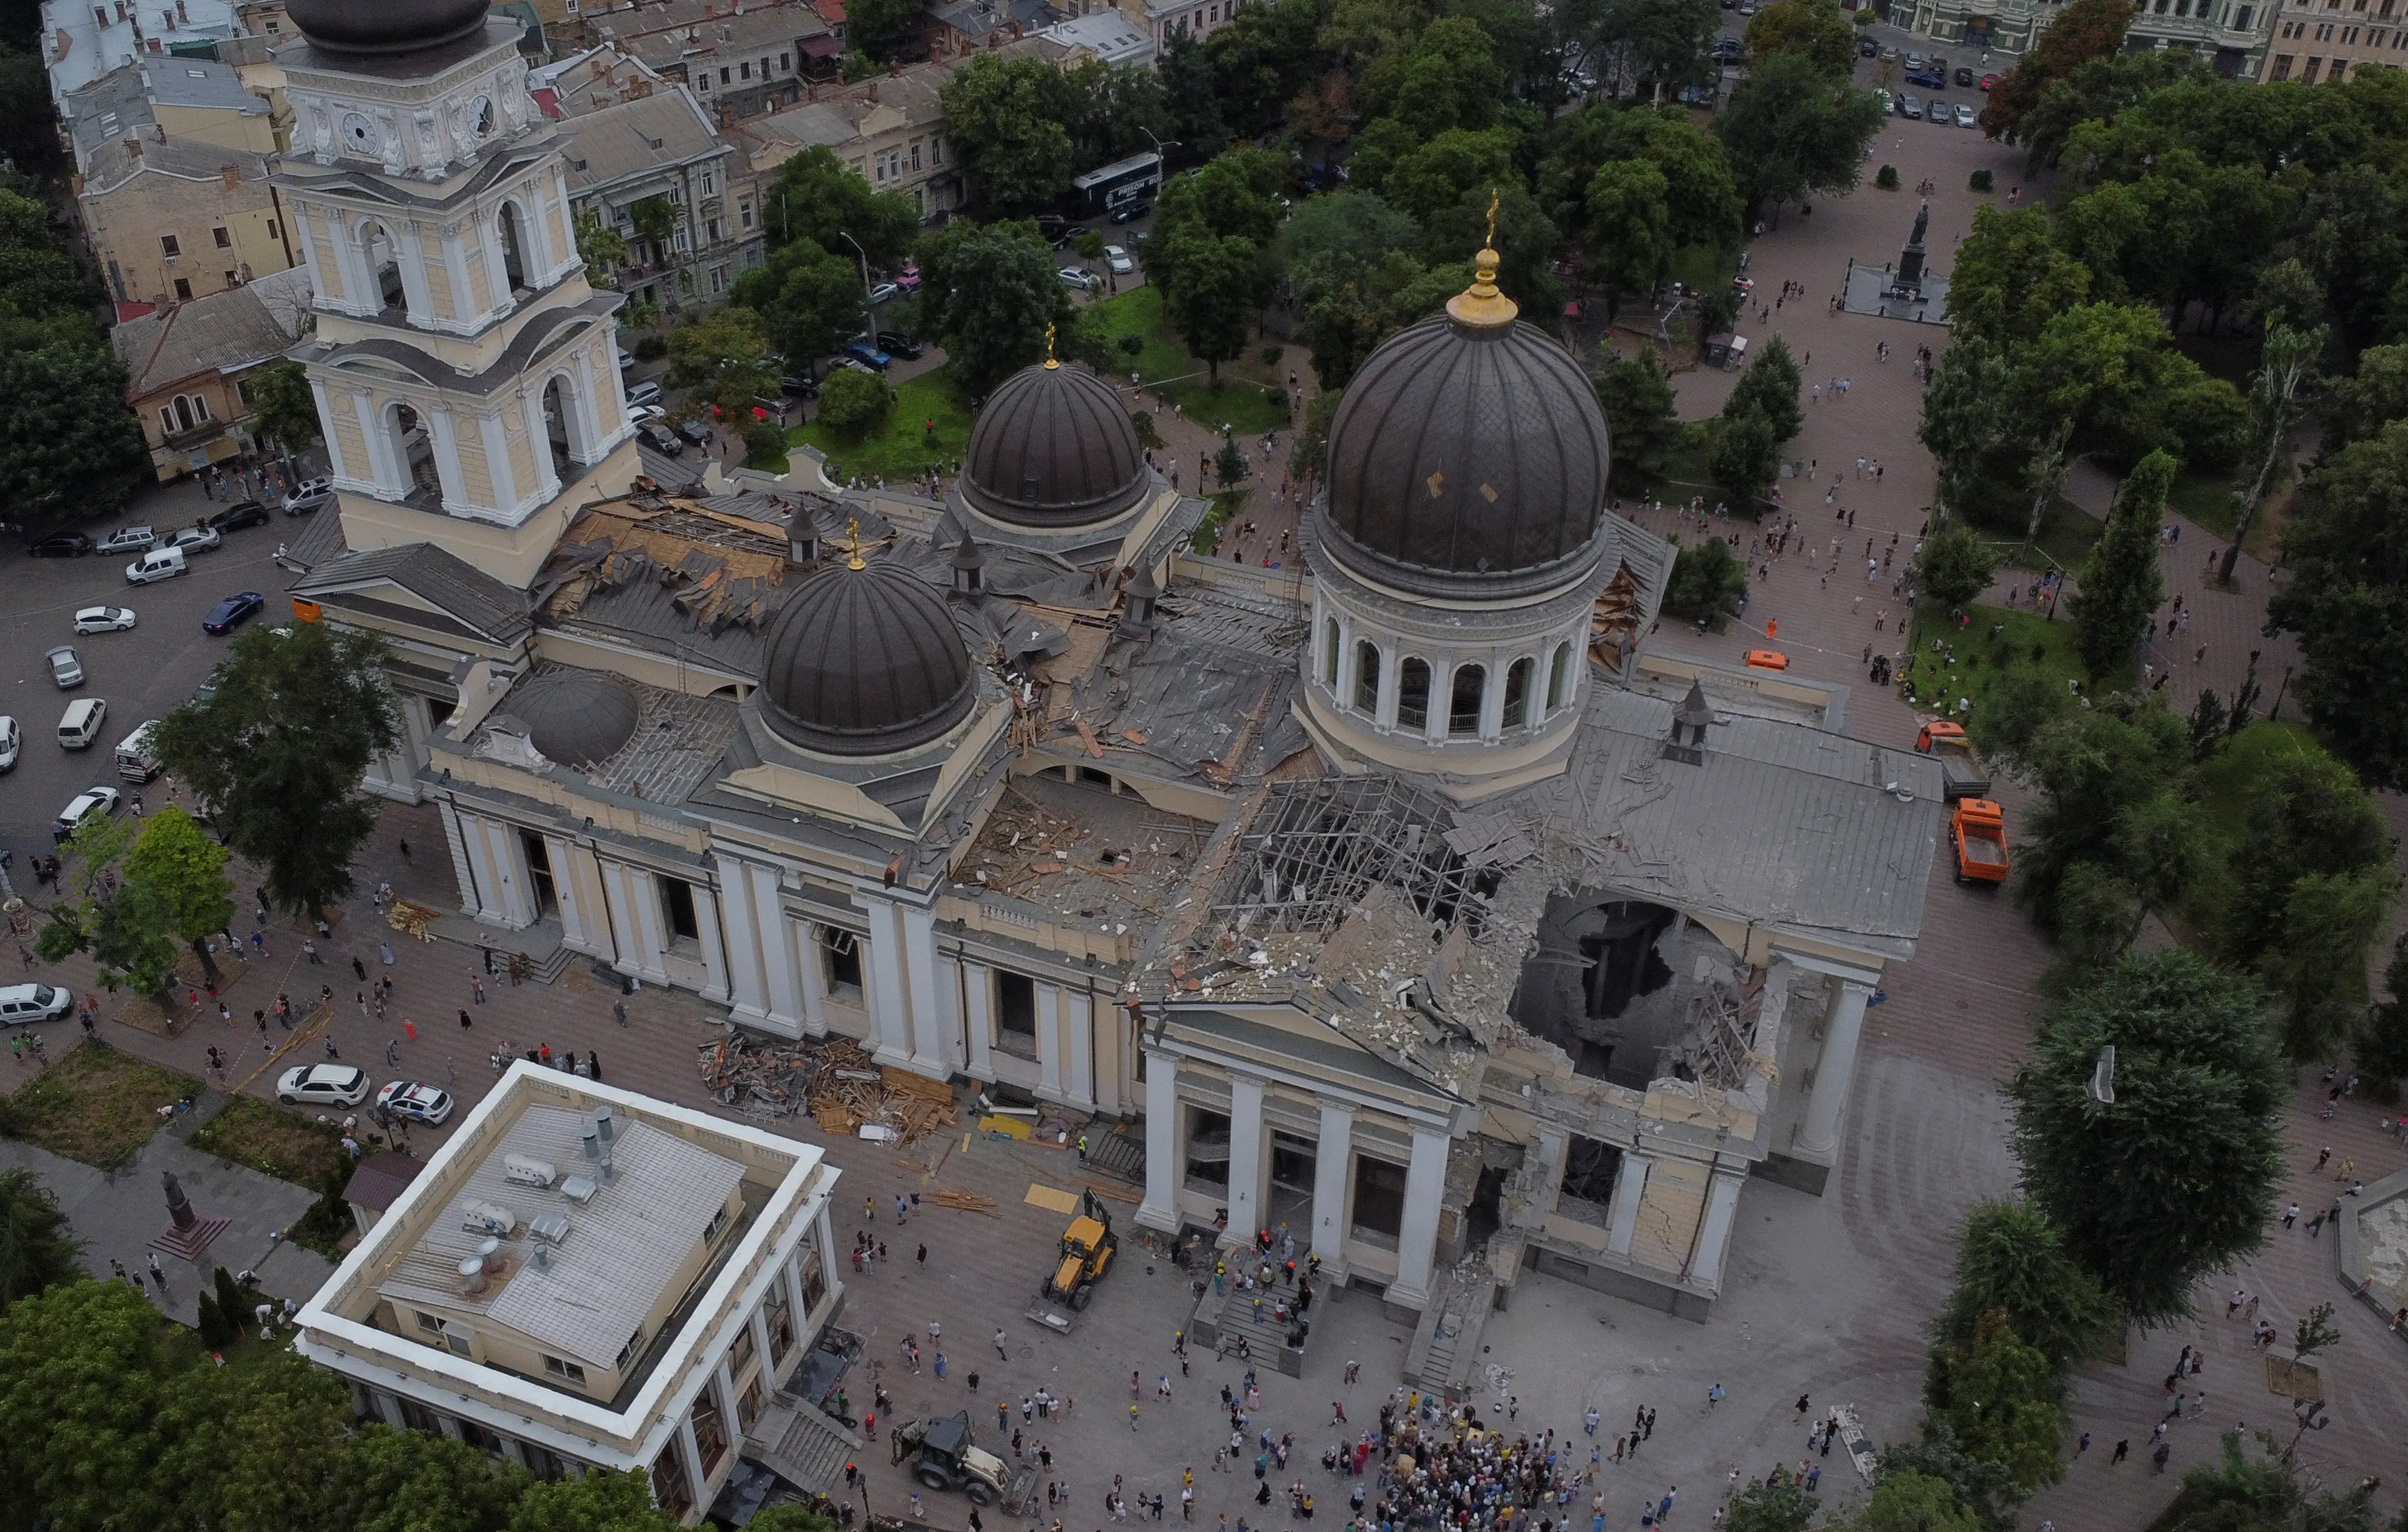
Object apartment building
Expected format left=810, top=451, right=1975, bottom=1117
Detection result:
left=1115, top=0, right=1250, bottom=54
left=79, top=138, right=293, bottom=307
left=62, top=55, right=275, bottom=167
left=112, top=264, right=311, bottom=478
left=39, top=0, right=240, bottom=105
left=2263, top=0, right=2407, bottom=78
left=739, top=61, right=957, bottom=220
left=560, top=83, right=765, bottom=309
left=600, top=0, right=837, bottom=118
left=1911, top=0, right=2272, bottom=68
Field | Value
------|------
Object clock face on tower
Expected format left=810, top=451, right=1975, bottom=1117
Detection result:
left=342, top=112, right=378, bottom=154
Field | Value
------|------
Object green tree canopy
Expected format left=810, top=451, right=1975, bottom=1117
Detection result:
left=1724, top=334, right=1804, bottom=444
left=123, top=806, right=236, bottom=974
left=1581, top=158, right=1673, bottom=313
left=1934, top=1200, right=2118, bottom=1367
left=0, top=339, right=152, bottom=533
left=759, top=145, right=923, bottom=271
left=0, top=1170, right=83, bottom=1315
left=1356, top=16, right=1505, bottom=138
left=1710, top=408, right=1781, bottom=505
left=941, top=55, right=1077, bottom=215
left=816, top=364, right=895, bottom=439
left=1594, top=351, right=1679, bottom=494
left=732, top=238, right=869, bottom=371
left=1161, top=229, right=1262, bottom=384
left=1980, top=0, right=2137, bottom=143
left=1743, top=0, right=1858, bottom=79
left=506, top=1467, right=683, bottom=1532
left=664, top=305, right=779, bottom=422
left=1927, top=1319, right=2064, bottom=1500
left=1948, top=207, right=2093, bottom=351
left=1725, top=1476, right=1819, bottom=1532
left=1713, top=50, right=1883, bottom=212
left=914, top=220, right=1066, bottom=397
left=1913, top=519, right=2003, bottom=610
left=1849, top=1469, right=1985, bottom=1532
left=246, top=358, right=323, bottom=456
left=2007, top=948, right=2285, bottom=1325
left=2068, top=448, right=2170, bottom=683
left=325, top=1421, right=535, bottom=1532
left=152, top=620, right=400, bottom=915
left=0, top=1280, right=175, bottom=1532
left=843, top=0, right=923, bottom=58
left=2267, top=420, right=2408, bottom=789
left=1663, top=535, right=1747, bottom=617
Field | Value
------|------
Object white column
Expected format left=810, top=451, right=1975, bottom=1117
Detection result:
left=427, top=405, right=468, bottom=510
left=1137, top=1050, right=1179, bottom=1232
left=1606, top=1151, right=1650, bottom=1256
left=481, top=413, right=519, bottom=511
left=438, top=798, right=480, bottom=915
left=863, top=901, right=913, bottom=1065
left=1310, top=1102, right=1353, bottom=1276
left=693, top=882, right=732, bottom=1003
left=675, top=1416, right=707, bottom=1513
left=545, top=834, right=590, bottom=946
left=1387, top=1125, right=1450, bottom=1310
left=1686, top=1167, right=1747, bottom=1290
left=1066, top=986, right=1095, bottom=1106
left=626, top=866, right=668, bottom=980
left=901, top=905, right=947, bottom=1074
left=1795, top=980, right=1873, bottom=1157
left=714, top=856, right=770, bottom=1024
left=1035, top=982, right=1064, bottom=1098
left=601, top=862, right=646, bottom=973
left=310, top=377, right=352, bottom=483
left=1224, top=1075, right=1265, bottom=1248
left=962, top=960, right=993, bottom=1077
left=791, top=904, right=824, bottom=1036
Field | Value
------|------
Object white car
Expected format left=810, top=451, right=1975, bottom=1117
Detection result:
left=1956, top=103, right=1978, bottom=127
left=45, top=645, right=83, bottom=687
left=284, top=476, right=334, bottom=515
left=53, top=785, right=120, bottom=840
left=630, top=403, right=667, bottom=426
left=72, top=605, right=137, bottom=634
left=169, top=526, right=223, bottom=554
left=0, top=714, right=19, bottom=772
left=378, top=1080, right=455, bottom=1125
left=95, top=526, right=156, bottom=555
left=1058, top=266, right=1100, bottom=291
left=0, top=984, right=74, bottom=1026
left=277, top=1063, right=369, bottom=1107
left=1104, top=245, right=1133, bottom=276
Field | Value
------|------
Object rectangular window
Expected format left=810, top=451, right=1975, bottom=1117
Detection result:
left=710, top=264, right=726, bottom=293
left=820, top=927, right=863, bottom=1000
left=995, top=970, right=1038, bottom=1059
left=698, top=72, right=710, bottom=89
left=456, top=1418, right=506, bottom=1453
left=615, top=1325, right=647, bottom=1369
left=161, top=234, right=181, bottom=258
left=2305, top=52, right=2324, bottom=74
left=702, top=170, right=714, bottom=194
left=780, top=50, right=791, bottom=68
left=267, top=218, right=279, bottom=240
left=2274, top=47, right=2296, bottom=68
left=910, top=141, right=922, bottom=171
left=415, top=1310, right=442, bottom=1334
left=730, top=1319, right=758, bottom=1379
left=542, top=1354, right=588, bottom=1386
left=1183, top=1107, right=1230, bottom=1192
left=223, top=269, right=237, bottom=287
left=1350, top=1155, right=1406, bottom=1242
left=702, top=1201, right=732, bottom=1245
left=764, top=1286, right=794, bottom=1363
left=661, top=878, right=700, bottom=941
left=174, top=277, right=192, bottom=300
left=444, top=1327, right=473, bottom=1358
left=707, top=218, right=722, bottom=242
left=719, top=65, right=731, bottom=83
left=212, top=225, right=231, bottom=247
left=740, top=60, right=751, bottom=77
left=739, top=198, right=754, bottom=229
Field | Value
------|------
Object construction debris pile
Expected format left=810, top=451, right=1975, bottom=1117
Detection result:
left=697, top=1033, right=960, bottom=1146
left=387, top=899, right=441, bottom=942
left=955, top=777, right=1208, bottom=927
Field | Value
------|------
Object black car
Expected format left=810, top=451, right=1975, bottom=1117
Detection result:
left=883, top=333, right=926, bottom=361
left=1711, top=37, right=1744, bottom=61
left=27, top=532, right=93, bottom=557
left=781, top=374, right=821, bottom=397
left=677, top=419, right=712, bottom=447
left=1110, top=200, right=1152, bottom=225
left=1859, top=34, right=1879, bottom=56
left=640, top=423, right=685, bottom=456
left=207, top=499, right=271, bottom=532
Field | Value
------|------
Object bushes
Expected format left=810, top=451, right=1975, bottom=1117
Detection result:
left=633, top=333, right=668, bottom=362
left=743, top=420, right=790, bottom=470
left=1663, top=537, right=1748, bottom=619
left=1876, top=164, right=1900, bottom=189
left=1970, top=169, right=1995, bottom=192
left=816, top=366, right=896, bottom=439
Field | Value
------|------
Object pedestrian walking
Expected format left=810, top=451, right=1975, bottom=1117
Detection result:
left=471, top=974, right=485, bottom=1003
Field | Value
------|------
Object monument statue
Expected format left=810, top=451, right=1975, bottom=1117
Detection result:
left=164, top=1169, right=196, bottom=1230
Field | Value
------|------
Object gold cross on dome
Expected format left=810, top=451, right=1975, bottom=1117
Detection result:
left=1485, top=187, right=1500, bottom=249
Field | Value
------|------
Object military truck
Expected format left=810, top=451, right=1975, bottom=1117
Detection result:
left=890, top=1411, right=1029, bottom=1507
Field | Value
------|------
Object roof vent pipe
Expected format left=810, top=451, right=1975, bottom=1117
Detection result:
left=594, top=1105, right=616, bottom=1145
left=457, top=1255, right=488, bottom=1294
left=600, top=1147, right=616, bottom=1181
left=581, top=1123, right=600, bottom=1159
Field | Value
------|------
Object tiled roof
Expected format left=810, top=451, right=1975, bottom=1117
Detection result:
left=110, top=265, right=312, bottom=397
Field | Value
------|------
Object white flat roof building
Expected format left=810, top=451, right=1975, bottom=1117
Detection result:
left=296, top=1063, right=844, bottom=1522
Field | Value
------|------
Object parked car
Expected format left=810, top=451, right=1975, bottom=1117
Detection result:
left=1899, top=92, right=1924, bottom=118
left=1110, top=200, right=1151, bottom=225
left=284, top=477, right=334, bottom=515
left=1103, top=245, right=1135, bottom=276
left=277, top=1063, right=369, bottom=1107
left=378, top=1080, right=455, bottom=1125
left=1904, top=51, right=1925, bottom=69
left=677, top=418, right=712, bottom=447
left=626, top=380, right=663, bottom=409
left=844, top=338, right=893, bottom=370
left=1711, top=37, right=1744, bottom=61
left=0, top=714, right=19, bottom=773
left=1979, top=72, right=1999, bottom=90
left=192, top=665, right=225, bottom=706
left=125, top=546, right=188, bottom=584
left=1876, top=88, right=1893, bottom=114
left=1954, top=65, right=1975, bottom=85
left=639, top=423, right=685, bottom=455
left=1956, top=102, right=1978, bottom=127
left=96, top=526, right=156, bottom=555
left=203, top=591, right=265, bottom=634
left=896, top=262, right=921, bottom=291
left=0, top=983, right=73, bottom=1025
left=56, top=697, right=106, bottom=750
left=1058, top=266, right=1100, bottom=291
left=169, top=525, right=223, bottom=555
left=1858, top=34, right=1879, bottom=55
left=883, top=333, right=925, bottom=361
left=52, top=785, right=119, bottom=842
left=207, top=499, right=271, bottom=532
left=72, top=606, right=137, bottom=634
left=630, top=402, right=667, bottom=425
left=1906, top=66, right=1945, bottom=87
left=27, top=533, right=93, bottom=558
left=45, top=645, right=83, bottom=687
left=781, top=374, right=821, bottom=397
left=868, top=281, right=900, bottom=307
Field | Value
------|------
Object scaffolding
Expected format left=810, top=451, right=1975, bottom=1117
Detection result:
left=1211, top=776, right=1479, bottom=935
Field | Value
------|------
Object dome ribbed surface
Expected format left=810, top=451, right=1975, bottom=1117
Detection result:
left=286, top=0, right=492, bottom=54
left=511, top=671, right=638, bottom=768
left=760, top=561, right=974, bottom=756
left=962, top=362, right=1148, bottom=528
left=1321, top=313, right=1610, bottom=596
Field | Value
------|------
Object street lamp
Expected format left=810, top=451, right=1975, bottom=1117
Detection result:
left=839, top=229, right=877, bottom=348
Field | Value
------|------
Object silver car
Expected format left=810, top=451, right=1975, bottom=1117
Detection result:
left=1956, top=103, right=1979, bottom=127
left=169, top=525, right=223, bottom=554
left=72, top=605, right=137, bottom=634
left=96, top=526, right=156, bottom=555
left=45, top=645, right=83, bottom=688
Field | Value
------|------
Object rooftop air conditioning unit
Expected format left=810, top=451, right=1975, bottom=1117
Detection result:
left=528, top=1211, right=572, bottom=1246
left=463, top=1201, right=518, bottom=1236
left=503, top=1154, right=558, bottom=1188
left=559, top=1174, right=599, bottom=1205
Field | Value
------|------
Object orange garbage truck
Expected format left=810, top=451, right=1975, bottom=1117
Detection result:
left=1952, top=799, right=2010, bottom=885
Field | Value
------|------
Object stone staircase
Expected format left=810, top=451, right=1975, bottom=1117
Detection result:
left=745, top=1391, right=866, bottom=1495
left=1186, top=1271, right=1310, bottom=1378
left=1403, top=1265, right=1495, bottom=1398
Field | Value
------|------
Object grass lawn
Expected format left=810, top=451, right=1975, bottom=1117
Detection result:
left=2168, top=465, right=2291, bottom=561
left=1994, top=494, right=2108, bottom=574
left=1900, top=598, right=2098, bottom=714
left=1084, top=287, right=1291, bottom=435
left=189, top=1097, right=349, bottom=1188
left=0, top=1044, right=203, bottom=1170
left=793, top=367, right=974, bottom=484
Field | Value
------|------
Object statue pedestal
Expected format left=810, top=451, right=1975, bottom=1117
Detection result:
left=152, top=1214, right=231, bottom=1264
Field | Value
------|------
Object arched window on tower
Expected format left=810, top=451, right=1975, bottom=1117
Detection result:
left=541, top=376, right=575, bottom=480
left=497, top=201, right=529, bottom=295
left=1322, top=618, right=1340, bottom=687
left=387, top=401, right=439, bottom=499
left=360, top=220, right=404, bottom=314
left=1547, top=641, right=1573, bottom=715
left=1354, top=640, right=1381, bottom=714
left=1503, top=656, right=1534, bottom=729
left=1449, top=664, right=1485, bottom=736
left=1397, top=658, right=1430, bottom=731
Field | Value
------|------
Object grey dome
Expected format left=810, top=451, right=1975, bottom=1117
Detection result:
left=286, top=0, right=493, bottom=53
left=511, top=671, right=639, bottom=768
left=1319, top=311, right=1611, bottom=599
left=962, top=361, right=1148, bottom=528
left=760, top=560, right=974, bottom=756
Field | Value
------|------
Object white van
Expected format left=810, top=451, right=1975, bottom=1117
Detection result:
left=125, top=545, right=188, bottom=584
left=0, top=984, right=74, bottom=1025
left=58, top=696, right=108, bottom=749
left=114, top=720, right=161, bottom=782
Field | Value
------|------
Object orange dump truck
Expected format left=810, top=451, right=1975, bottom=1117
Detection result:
left=1952, top=798, right=2010, bottom=884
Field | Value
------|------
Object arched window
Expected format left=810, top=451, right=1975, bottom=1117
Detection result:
left=1449, top=664, right=1485, bottom=737
left=1397, top=658, right=1431, bottom=731
left=1354, top=640, right=1381, bottom=713
left=1547, top=641, right=1573, bottom=714
left=497, top=200, right=528, bottom=293
left=1322, top=618, right=1340, bottom=687
left=1503, top=657, right=1534, bottom=729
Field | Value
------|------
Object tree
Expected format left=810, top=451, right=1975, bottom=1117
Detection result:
left=1379, top=126, right=1519, bottom=227
left=1980, top=0, right=2137, bottom=143
left=1933, top=1200, right=2117, bottom=1368
left=0, top=340, right=152, bottom=532
left=750, top=1507, right=843, bottom=1532
left=1158, top=32, right=1230, bottom=157
left=152, top=621, right=400, bottom=916
left=732, top=238, right=868, bottom=372
left=1713, top=50, right=1883, bottom=213
left=758, top=145, right=922, bottom=270
left=1928, top=1318, right=2064, bottom=1500
left=1744, top=0, right=1857, bottom=79
left=914, top=220, right=1064, bottom=397
left=1581, top=159, right=1674, bottom=315
left=2068, top=448, right=2170, bottom=684
left=1594, top=351, right=1679, bottom=493
left=1204, top=0, right=1331, bottom=140
left=2360, top=938, right=2408, bottom=1097
left=0, top=1279, right=176, bottom=1532
left=1724, top=335, right=1803, bottom=445
left=0, top=1170, right=82, bottom=1315
left=2267, top=421, right=2408, bottom=789
left=1710, top=408, right=1781, bottom=504
left=506, top=1467, right=684, bottom=1532
left=123, top=807, right=235, bottom=982
left=843, top=0, right=920, bottom=57
left=1873, top=1429, right=2019, bottom=1532
left=325, top=1421, right=535, bottom=1532
left=1563, top=0, right=1721, bottom=99
left=664, top=305, right=778, bottom=422
left=2006, top=301, right=2168, bottom=548
left=246, top=359, right=322, bottom=457
left=160, top=1345, right=353, bottom=1532
left=940, top=55, right=1076, bottom=215
left=1849, top=1470, right=1985, bottom=1532
left=2152, top=1430, right=2383, bottom=1532
left=2006, top=948, right=2285, bottom=1325
left=1663, top=535, right=1747, bottom=617
left=816, top=365, right=894, bottom=439
left=1948, top=207, right=2092, bottom=351
left=1913, top=521, right=2002, bottom=610
left=1357, top=17, right=1505, bottom=138
left=2323, top=341, right=2408, bottom=448
left=573, top=205, right=628, bottom=283
left=1161, top=230, right=1261, bottom=385
left=2217, top=321, right=2325, bottom=587
left=1725, top=1476, right=1819, bottom=1532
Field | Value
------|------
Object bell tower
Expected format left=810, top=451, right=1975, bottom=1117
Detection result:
left=274, top=0, right=639, bottom=588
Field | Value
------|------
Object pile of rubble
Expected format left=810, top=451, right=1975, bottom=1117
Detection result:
left=697, top=1033, right=960, bottom=1146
